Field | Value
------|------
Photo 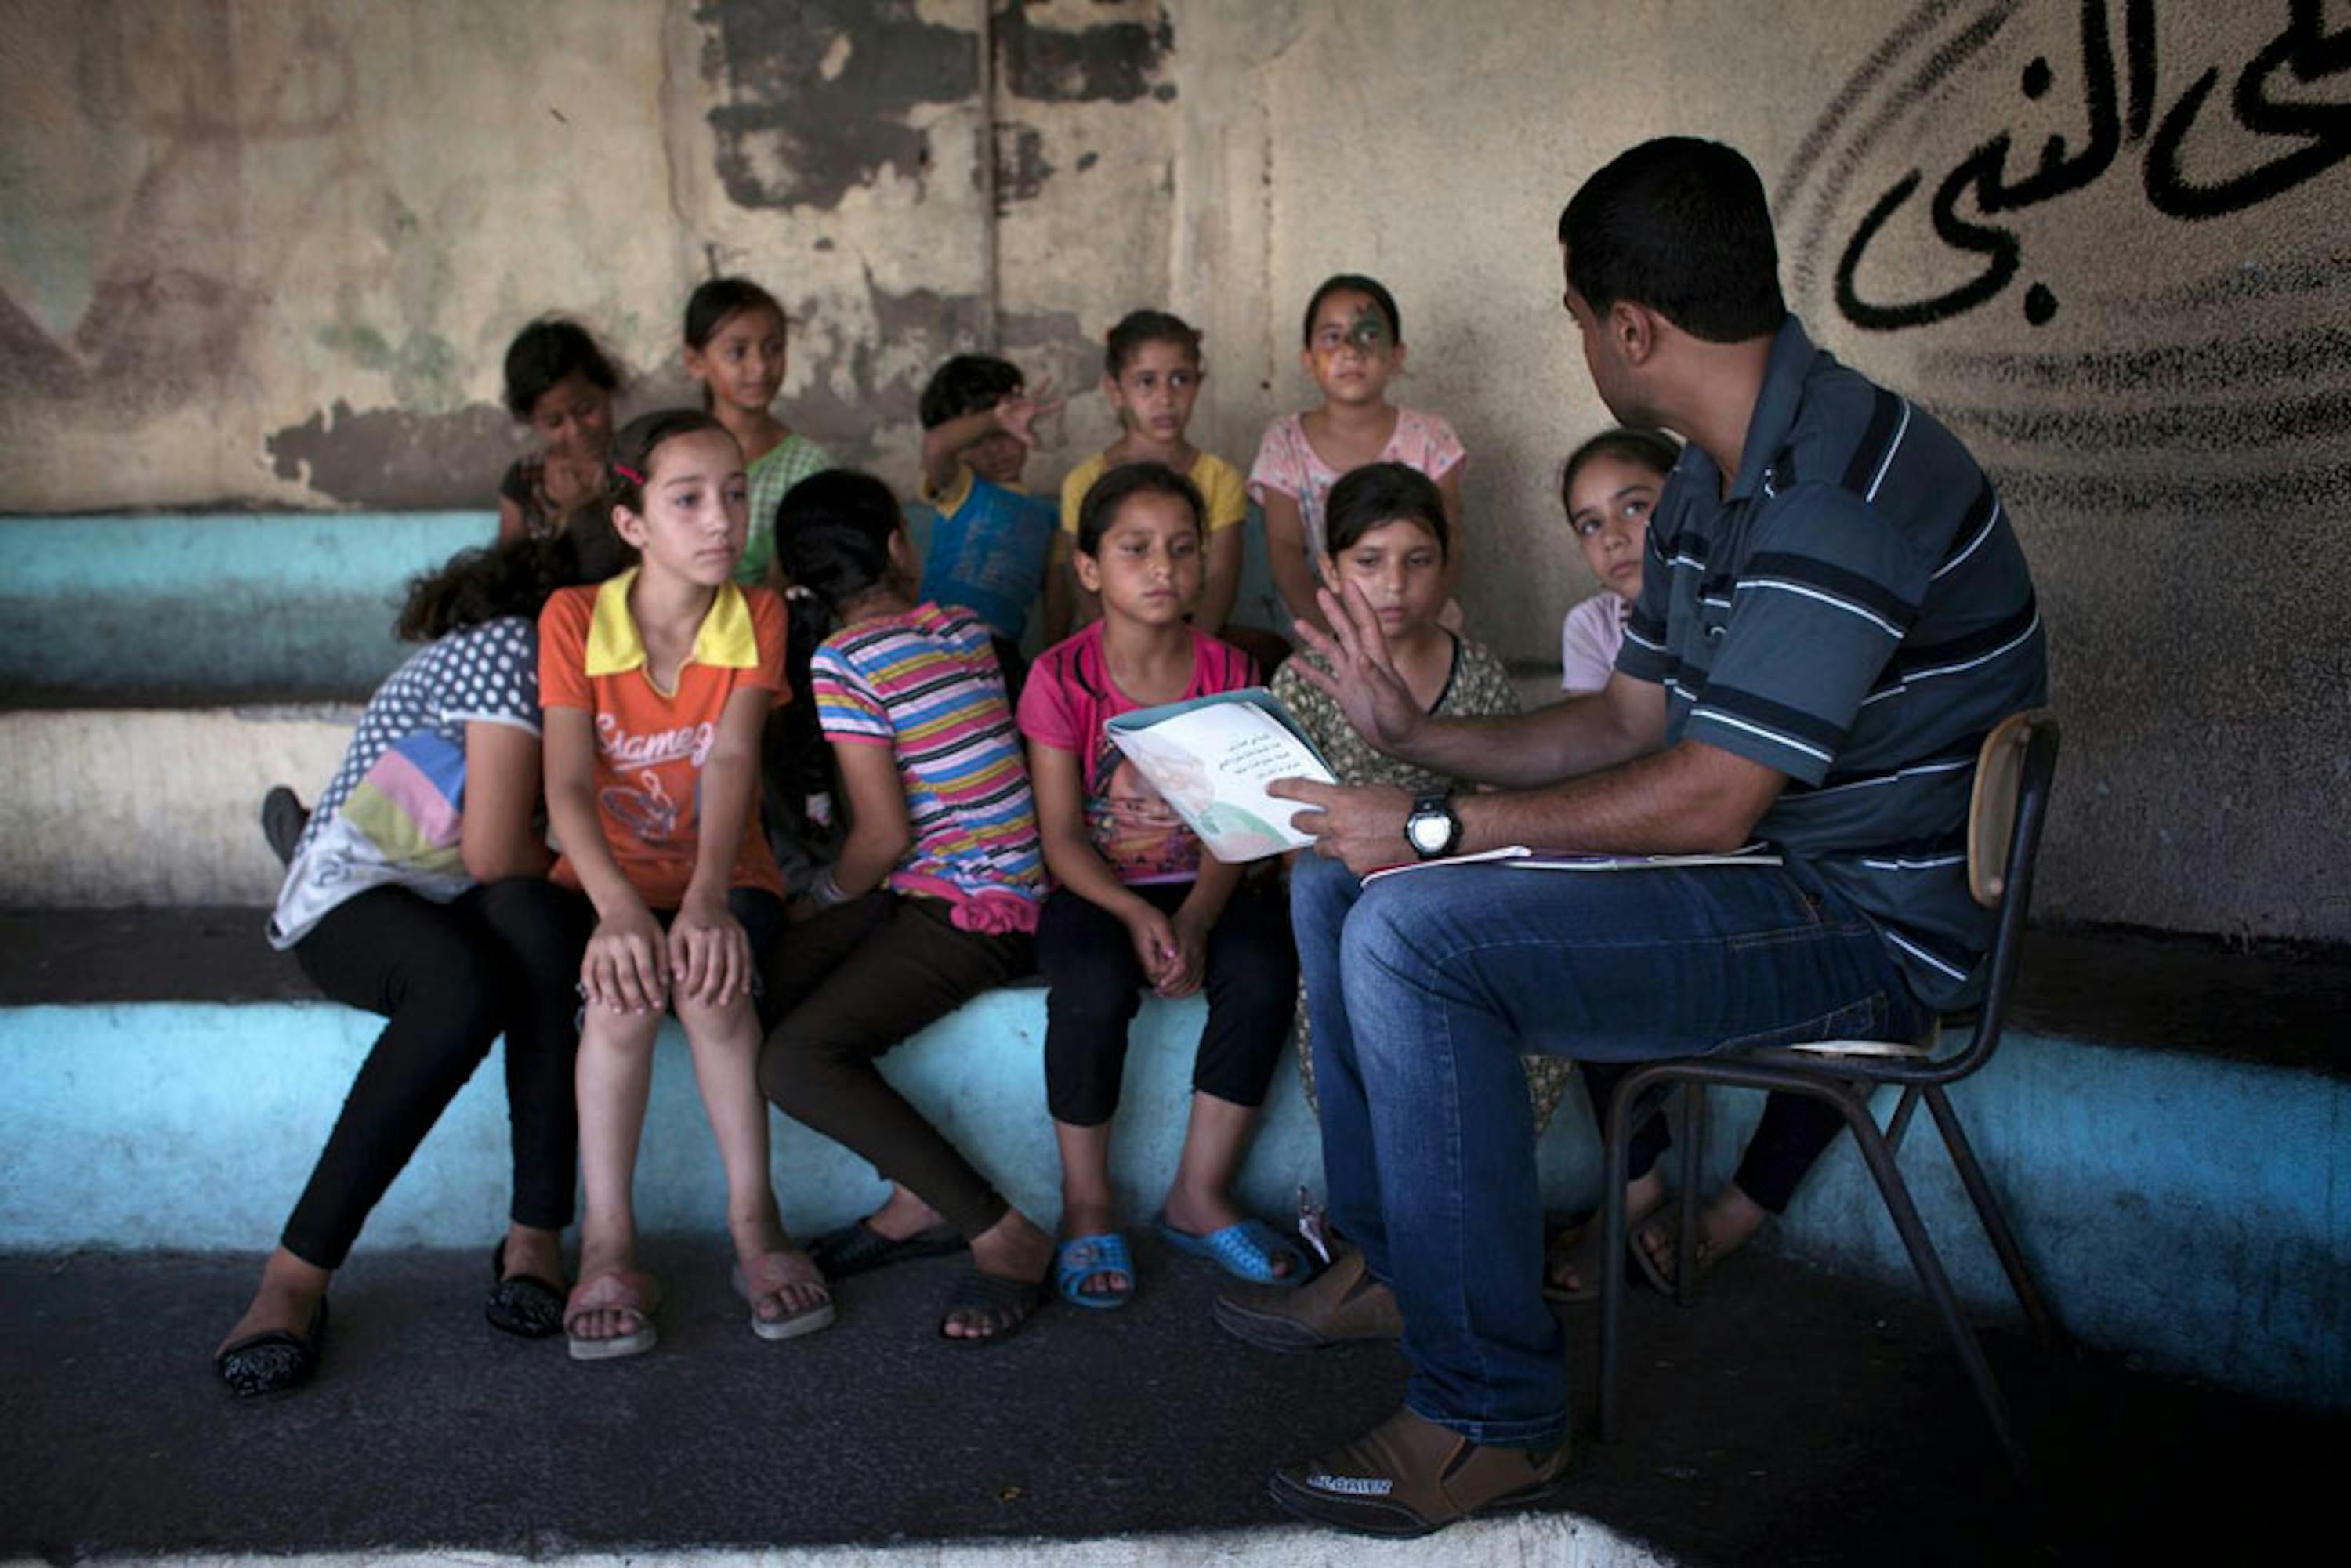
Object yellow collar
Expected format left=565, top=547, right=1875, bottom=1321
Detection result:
left=583, top=569, right=759, bottom=677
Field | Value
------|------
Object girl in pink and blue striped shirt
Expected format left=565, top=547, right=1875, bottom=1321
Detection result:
left=755, top=469, right=1060, bottom=1345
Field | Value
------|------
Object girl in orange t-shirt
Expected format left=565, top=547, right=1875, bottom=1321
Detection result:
left=538, top=408, right=830, bottom=1360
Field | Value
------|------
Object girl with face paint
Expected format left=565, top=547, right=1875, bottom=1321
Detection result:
left=1247, top=274, right=1467, bottom=639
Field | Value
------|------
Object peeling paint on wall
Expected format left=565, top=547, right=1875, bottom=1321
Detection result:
left=266, top=400, right=518, bottom=511
left=6, top=0, right=2347, bottom=951
left=784, top=273, right=1091, bottom=469
left=696, top=0, right=979, bottom=212
left=995, top=121, right=1056, bottom=208
left=997, top=5, right=1173, bottom=103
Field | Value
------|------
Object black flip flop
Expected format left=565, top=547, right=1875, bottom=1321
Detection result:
left=937, top=1269, right=1044, bottom=1345
left=810, top=1219, right=967, bottom=1280
left=485, top=1239, right=567, bottom=1338
left=216, top=1297, right=328, bottom=1398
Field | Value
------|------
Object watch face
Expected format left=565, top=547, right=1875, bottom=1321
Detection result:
left=1408, top=811, right=1450, bottom=854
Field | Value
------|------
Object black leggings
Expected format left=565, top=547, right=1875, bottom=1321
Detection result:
left=1036, top=878, right=1298, bottom=1127
left=280, top=878, right=591, bottom=1270
left=1576, top=1063, right=1847, bottom=1216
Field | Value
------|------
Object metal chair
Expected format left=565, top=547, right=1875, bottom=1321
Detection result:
left=1596, top=708, right=2063, bottom=1473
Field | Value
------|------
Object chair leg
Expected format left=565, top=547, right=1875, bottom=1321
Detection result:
left=1598, top=1073, right=1639, bottom=1443
left=1922, top=1083, right=2062, bottom=1350
left=1885, top=1082, right=1922, bottom=1150
left=1843, top=1095, right=2027, bottom=1476
left=1674, top=1084, right=1706, bottom=1305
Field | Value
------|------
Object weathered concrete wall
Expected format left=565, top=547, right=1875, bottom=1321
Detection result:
left=3, top=0, right=2347, bottom=943
left=0, top=0, right=1174, bottom=506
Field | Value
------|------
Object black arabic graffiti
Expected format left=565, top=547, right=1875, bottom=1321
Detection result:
left=1835, top=0, right=2351, bottom=331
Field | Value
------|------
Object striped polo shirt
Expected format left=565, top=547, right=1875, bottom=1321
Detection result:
left=1614, top=316, right=2046, bottom=1012
left=810, top=602, right=1045, bottom=928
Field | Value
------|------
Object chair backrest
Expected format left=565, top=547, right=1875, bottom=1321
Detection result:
left=1968, top=708, right=2052, bottom=907
left=1942, top=708, right=2059, bottom=1079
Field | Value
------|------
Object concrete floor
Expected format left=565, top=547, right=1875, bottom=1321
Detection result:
left=5, top=1237, right=2339, bottom=1565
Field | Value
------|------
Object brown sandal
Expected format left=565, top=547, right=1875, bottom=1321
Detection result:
left=1270, top=1407, right=1571, bottom=1537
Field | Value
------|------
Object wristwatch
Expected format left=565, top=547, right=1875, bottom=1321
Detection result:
left=1404, top=793, right=1462, bottom=861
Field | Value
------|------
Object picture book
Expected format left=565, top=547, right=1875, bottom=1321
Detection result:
left=1103, top=686, right=1336, bottom=863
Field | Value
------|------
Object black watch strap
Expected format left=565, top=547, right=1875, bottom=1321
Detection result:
left=1407, top=792, right=1462, bottom=860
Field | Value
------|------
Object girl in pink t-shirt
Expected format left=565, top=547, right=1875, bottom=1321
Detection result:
left=1249, top=273, right=1466, bottom=639
left=1017, top=462, right=1302, bottom=1310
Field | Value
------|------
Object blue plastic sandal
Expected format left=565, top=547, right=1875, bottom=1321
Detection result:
left=1055, top=1233, right=1134, bottom=1310
left=1156, top=1216, right=1306, bottom=1287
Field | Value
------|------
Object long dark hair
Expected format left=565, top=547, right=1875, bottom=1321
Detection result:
left=395, top=507, right=632, bottom=642
left=502, top=317, right=621, bottom=420
left=773, top=469, right=908, bottom=708
left=1105, top=308, right=1203, bottom=376
left=767, top=469, right=906, bottom=872
left=1325, top=462, right=1450, bottom=558
left=1074, top=460, right=1205, bottom=556
left=683, top=276, right=787, bottom=415
left=1560, top=427, right=1682, bottom=514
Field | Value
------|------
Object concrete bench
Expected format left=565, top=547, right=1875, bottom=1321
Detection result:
left=2, top=910, right=2345, bottom=1411
left=0, top=907, right=1602, bottom=1313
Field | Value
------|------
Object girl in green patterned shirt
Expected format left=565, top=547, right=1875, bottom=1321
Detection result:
left=1270, top=465, right=1574, bottom=1133
left=683, top=277, right=835, bottom=588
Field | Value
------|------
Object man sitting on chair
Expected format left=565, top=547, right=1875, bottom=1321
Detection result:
left=1228, top=136, right=2049, bottom=1538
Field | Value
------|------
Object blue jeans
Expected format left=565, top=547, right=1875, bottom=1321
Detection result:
left=1291, top=851, right=1924, bottom=1448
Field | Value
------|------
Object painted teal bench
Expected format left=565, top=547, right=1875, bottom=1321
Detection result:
left=0, top=505, right=1291, bottom=701
left=2, top=914, right=2344, bottom=1410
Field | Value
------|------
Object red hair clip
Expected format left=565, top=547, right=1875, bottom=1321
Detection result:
left=611, top=462, right=645, bottom=485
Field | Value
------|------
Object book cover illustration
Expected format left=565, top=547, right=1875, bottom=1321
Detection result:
left=1104, top=687, right=1337, bottom=863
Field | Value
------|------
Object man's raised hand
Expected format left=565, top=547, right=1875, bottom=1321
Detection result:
left=1286, top=569, right=1426, bottom=755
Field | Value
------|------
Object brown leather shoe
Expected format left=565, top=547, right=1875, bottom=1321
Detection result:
left=1213, top=1248, right=1402, bottom=1351
left=1268, top=1407, right=1571, bottom=1537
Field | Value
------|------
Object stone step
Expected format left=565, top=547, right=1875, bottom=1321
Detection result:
left=0, top=705, right=354, bottom=906
left=2, top=911, right=2346, bottom=1413
left=0, top=503, right=1303, bottom=706
left=1, top=512, right=491, bottom=704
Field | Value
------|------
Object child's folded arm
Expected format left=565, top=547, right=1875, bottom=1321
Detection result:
left=920, top=407, right=1003, bottom=497
left=824, top=737, right=914, bottom=898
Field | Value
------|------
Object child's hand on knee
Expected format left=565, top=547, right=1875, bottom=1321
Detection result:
left=1123, top=904, right=1181, bottom=990
left=1157, top=907, right=1210, bottom=999
left=668, top=896, right=751, bottom=1009
left=585, top=906, right=669, bottom=1013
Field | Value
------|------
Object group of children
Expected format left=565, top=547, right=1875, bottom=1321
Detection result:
left=220, top=266, right=1702, bottom=1392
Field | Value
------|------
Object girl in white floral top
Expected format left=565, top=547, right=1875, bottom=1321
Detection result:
left=1270, top=465, right=1575, bottom=1135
